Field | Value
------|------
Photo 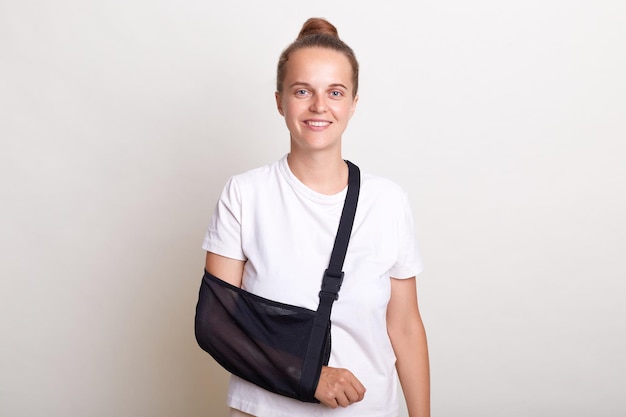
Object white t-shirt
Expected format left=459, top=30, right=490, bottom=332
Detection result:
left=202, top=155, right=423, bottom=417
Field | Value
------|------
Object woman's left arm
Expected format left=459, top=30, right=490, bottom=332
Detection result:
left=387, top=277, right=430, bottom=417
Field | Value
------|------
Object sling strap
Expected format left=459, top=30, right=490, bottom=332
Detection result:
left=299, top=160, right=361, bottom=399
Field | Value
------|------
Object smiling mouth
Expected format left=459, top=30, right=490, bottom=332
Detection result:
left=306, top=121, right=331, bottom=127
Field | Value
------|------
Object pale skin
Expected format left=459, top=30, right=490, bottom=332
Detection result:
left=208, top=46, right=430, bottom=416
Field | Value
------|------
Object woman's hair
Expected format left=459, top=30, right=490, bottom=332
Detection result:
left=276, top=18, right=359, bottom=97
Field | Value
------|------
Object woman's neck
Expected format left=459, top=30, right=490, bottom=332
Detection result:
left=287, top=151, right=348, bottom=195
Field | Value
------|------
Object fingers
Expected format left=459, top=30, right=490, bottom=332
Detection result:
left=314, top=366, right=366, bottom=408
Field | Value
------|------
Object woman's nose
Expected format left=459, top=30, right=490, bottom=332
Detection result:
left=309, top=94, right=327, bottom=113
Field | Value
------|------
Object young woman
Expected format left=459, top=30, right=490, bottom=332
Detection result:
left=202, top=17, right=430, bottom=417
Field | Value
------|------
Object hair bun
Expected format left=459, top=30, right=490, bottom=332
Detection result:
left=297, top=17, right=339, bottom=40
left=276, top=17, right=359, bottom=96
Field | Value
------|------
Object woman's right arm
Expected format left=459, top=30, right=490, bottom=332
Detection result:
left=315, top=366, right=366, bottom=408
left=205, top=252, right=245, bottom=288
left=206, top=251, right=365, bottom=408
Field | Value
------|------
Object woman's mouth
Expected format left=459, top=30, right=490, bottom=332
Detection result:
left=305, top=120, right=331, bottom=127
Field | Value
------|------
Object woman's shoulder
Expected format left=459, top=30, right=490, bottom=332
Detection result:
left=226, top=157, right=284, bottom=188
left=358, top=166, right=409, bottom=200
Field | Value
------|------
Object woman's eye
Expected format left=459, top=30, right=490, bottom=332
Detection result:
left=295, top=89, right=308, bottom=96
left=330, top=90, right=343, bottom=98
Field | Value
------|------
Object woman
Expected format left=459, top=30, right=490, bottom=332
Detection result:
left=202, top=17, right=430, bottom=417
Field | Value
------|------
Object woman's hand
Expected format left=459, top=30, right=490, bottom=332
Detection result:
left=314, top=366, right=366, bottom=408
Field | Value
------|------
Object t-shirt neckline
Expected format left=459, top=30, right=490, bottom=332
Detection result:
left=278, top=154, right=348, bottom=205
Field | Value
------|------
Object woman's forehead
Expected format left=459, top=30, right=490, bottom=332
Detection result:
left=284, top=48, right=353, bottom=83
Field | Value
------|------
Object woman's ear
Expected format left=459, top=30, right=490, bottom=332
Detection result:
left=349, top=94, right=359, bottom=118
left=275, top=91, right=284, bottom=116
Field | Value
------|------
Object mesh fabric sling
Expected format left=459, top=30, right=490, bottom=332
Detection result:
left=194, top=160, right=360, bottom=402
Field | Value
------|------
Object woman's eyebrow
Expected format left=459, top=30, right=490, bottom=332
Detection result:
left=288, top=81, right=311, bottom=89
left=288, top=82, right=348, bottom=90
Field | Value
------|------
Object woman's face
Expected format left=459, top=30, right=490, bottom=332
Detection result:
left=276, top=47, right=358, bottom=155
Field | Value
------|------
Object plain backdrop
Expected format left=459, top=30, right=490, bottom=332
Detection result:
left=1, top=1, right=625, bottom=416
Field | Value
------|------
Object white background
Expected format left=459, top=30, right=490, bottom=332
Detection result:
left=1, top=1, right=625, bottom=416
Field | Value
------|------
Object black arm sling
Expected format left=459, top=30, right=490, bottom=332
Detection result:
left=194, top=161, right=360, bottom=403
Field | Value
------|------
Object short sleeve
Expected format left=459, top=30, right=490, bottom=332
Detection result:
left=388, top=192, right=424, bottom=279
left=202, top=177, right=247, bottom=261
